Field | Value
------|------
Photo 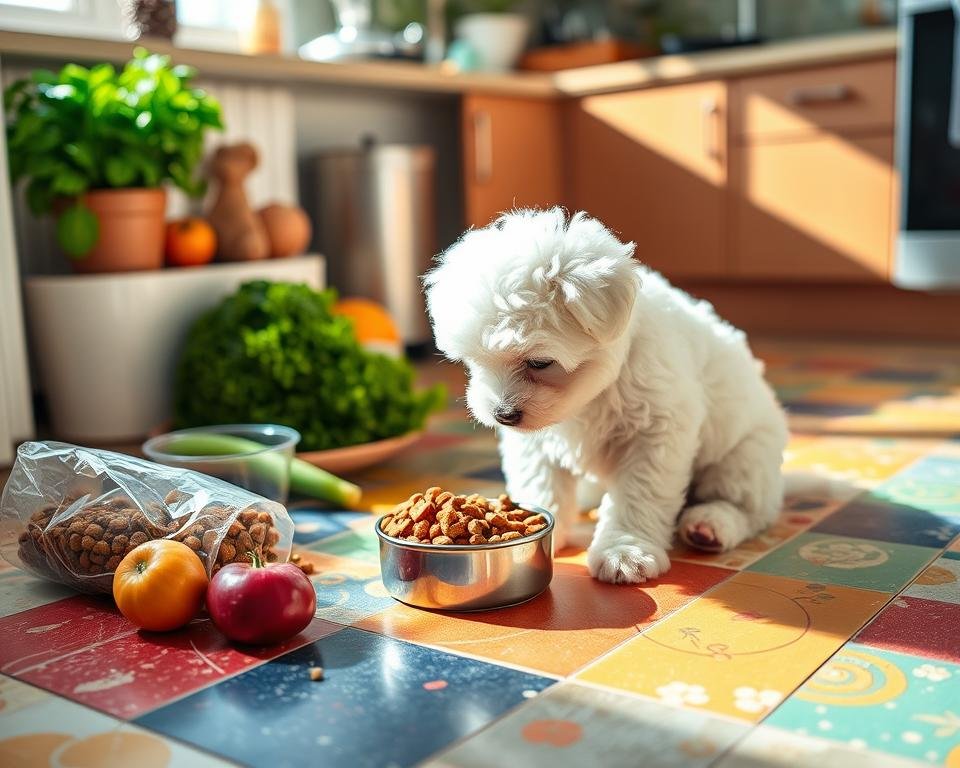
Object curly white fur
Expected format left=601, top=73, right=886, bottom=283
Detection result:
left=425, top=209, right=788, bottom=584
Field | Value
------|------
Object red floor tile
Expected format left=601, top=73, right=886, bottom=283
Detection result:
left=855, top=595, right=960, bottom=664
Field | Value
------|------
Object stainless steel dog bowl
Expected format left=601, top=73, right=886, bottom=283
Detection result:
left=376, top=504, right=554, bottom=611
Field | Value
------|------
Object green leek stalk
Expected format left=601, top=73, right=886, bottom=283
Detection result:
left=159, top=433, right=362, bottom=508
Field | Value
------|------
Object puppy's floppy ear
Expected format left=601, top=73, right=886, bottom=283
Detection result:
left=554, top=213, right=639, bottom=344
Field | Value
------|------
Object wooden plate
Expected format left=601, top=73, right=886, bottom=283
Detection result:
left=297, top=431, right=423, bottom=475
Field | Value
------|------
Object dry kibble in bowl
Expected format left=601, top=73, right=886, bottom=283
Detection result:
left=379, top=488, right=549, bottom=545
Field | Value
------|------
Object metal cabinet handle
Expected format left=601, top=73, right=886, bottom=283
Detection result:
left=786, top=83, right=853, bottom=106
left=473, top=110, right=493, bottom=184
left=701, top=97, right=721, bottom=161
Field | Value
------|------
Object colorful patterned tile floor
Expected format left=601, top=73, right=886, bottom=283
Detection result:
left=2, top=339, right=960, bottom=767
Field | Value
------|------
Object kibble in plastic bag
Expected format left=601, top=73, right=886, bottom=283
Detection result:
left=0, top=441, right=295, bottom=594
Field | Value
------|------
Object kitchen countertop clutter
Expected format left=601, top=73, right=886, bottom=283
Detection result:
left=0, top=27, right=897, bottom=99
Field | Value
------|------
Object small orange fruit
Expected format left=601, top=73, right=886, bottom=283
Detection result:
left=165, top=217, right=217, bottom=268
left=332, top=297, right=402, bottom=357
left=113, top=539, right=208, bottom=632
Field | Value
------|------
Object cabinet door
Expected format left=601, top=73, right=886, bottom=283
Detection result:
left=462, top=94, right=564, bottom=229
left=731, top=134, right=894, bottom=281
left=566, top=80, right=728, bottom=278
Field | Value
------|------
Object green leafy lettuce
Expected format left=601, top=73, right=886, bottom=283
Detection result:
left=173, top=281, right=446, bottom=451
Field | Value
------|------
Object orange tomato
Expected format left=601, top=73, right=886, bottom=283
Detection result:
left=113, top=539, right=208, bottom=631
left=164, top=217, right=217, bottom=267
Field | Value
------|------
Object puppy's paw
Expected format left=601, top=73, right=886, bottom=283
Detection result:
left=587, top=534, right=670, bottom=584
left=678, top=501, right=751, bottom=553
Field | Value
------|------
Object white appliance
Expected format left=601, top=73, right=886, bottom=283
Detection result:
left=893, top=0, right=960, bottom=288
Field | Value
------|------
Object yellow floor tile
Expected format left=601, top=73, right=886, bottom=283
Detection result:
left=576, top=571, right=889, bottom=722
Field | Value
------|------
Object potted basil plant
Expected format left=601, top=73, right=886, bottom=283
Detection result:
left=453, top=1, right=529, bottom=72
left=4, top=48, right=223, bottom=273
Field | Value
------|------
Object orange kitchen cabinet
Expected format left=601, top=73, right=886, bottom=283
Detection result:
left=730, top=134, right=895, bottom=281
left=729, top=58, right=896, bottom=281
left=565, top=80, right=729, bottom=278
left=461, top=94, right=564, bottom=229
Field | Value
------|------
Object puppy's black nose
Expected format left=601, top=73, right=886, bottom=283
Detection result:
left=494, top=407, right=523, bottom=426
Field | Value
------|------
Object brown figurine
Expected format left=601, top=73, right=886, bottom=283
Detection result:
left=206, top=143, right=270, bottom=262
left=207, top=142, right=312, bottom=261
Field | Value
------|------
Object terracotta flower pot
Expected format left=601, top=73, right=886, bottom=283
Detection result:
left=69, top=188, right=167, bottom=274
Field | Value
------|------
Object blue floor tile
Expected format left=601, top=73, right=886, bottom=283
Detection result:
left=136, top=627, right=555, bottom=768
left=812, top=492, right=960, bottom=548
left=289, top=508, right=369, bottom=545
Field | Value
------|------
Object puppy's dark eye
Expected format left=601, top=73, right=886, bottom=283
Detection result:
left=526, top=359, right=554, bottom=370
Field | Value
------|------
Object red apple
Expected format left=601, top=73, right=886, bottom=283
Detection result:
left=206, top=552, right=316, bottom=645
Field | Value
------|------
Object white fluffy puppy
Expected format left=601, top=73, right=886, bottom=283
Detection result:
left=424, top=208, right=788, bottom=584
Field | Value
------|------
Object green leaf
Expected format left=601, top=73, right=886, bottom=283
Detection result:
left=25, top=180, right=54, bottom=215
left=64, top=142, right=95, bottom=172
left=56, top=202, right=99, bottom=259
left=59, top=63, right=90, bottom=90
left=32, top=125, right=63, bottom=153
left=170, top=91, right=198, bottom=111
left=51, top=168, right=87, bottom=197
left=23, top=155, right=65, bottom=179
left=9, top=112, right=42, bottom=148
left=171, top=64, right=196, bottom=81
left=105, top=155, right=137, bottom=187
left=30, top=69, right=57, bottom=86
left=3, top=79, right=28, bottom=111
left=88, top=63, right=115, bottom=89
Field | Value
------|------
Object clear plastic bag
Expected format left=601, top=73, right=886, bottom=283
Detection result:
left=0, top=441, right=295, bottom=595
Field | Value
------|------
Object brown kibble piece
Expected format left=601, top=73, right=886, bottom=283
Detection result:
left=412, top=520, right=430, bottom=539
left=431, top=535, right=454, bottom=545
left=500, top=531, right=522, bottom=541
left=439, top=512, right=467, bottom=539
left=249, top=523, right=267, bottom=545
left=202, top=529, right=219, bottom=553
left=83, top=523, right=104, bottom=539
left=523, top=514, right=546, bottom=527
left=467, top=518, right=490, bottom=536
left=525, top=524, right=547, bottom=534
left=390, top=518, right=414, bottom=538
left=485, top=511, right=509, bottom=528
left=108, top=517, right=128, bottom=533
left=428, top=523, right=442, bottom=539
left=218, top=542, right=237, bottom=563
left=410, top=502, right=436, bottom=524
left=183, top=536, right=202, bottom=551
left=468, top=534, right=487, bottom=545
